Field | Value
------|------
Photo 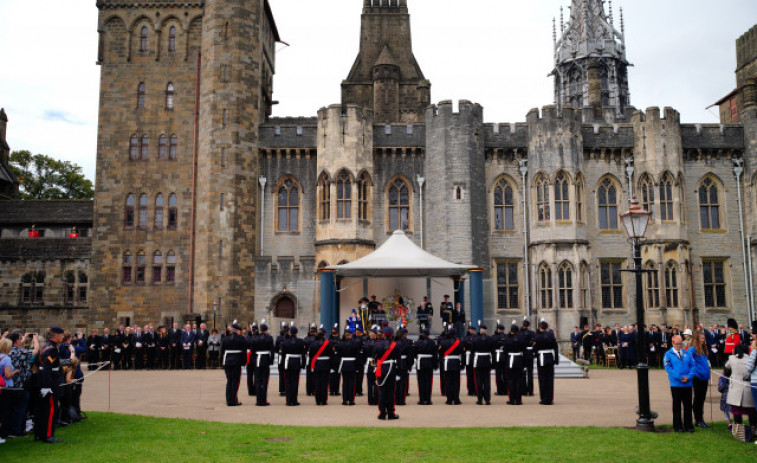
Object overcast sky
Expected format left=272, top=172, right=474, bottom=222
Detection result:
left=0, top=0, right=754, bottom=184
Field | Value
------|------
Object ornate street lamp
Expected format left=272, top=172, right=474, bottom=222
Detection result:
left=620, top=198, right=655, bottom=432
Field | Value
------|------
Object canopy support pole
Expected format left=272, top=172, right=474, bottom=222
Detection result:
left=470, top=269, right=484, bottom=326
left=320, top=270, right=336, bottom=329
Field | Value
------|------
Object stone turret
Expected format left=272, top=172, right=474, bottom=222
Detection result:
left=0, top=108, right=19, bottom=200
left=552, top=0, right=631, bottom=122
left=342, top=0, right=430, bottom=123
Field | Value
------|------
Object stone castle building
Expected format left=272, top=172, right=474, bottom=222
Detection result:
left=2, top=0, right=757, bottom=347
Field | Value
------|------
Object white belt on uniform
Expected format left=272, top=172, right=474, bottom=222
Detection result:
left=284, top=353, right=301, bottom=370
left=444, top=354, right=461, bottom=370
left=338, top=357, right=357, bottom=373
left=474, top=352, right=492, bottom=368
left=495, top=348, right=504, bottom=363
left=415, top=353, right=434, bottom=370
left=256, top=351, right=271, bottom=368
left=465, top=351, right=471, bottom=364
left=538, top=349, right=555, bottom=366
left=508, top=352, right=523, bottom=369
left=223, top=350, right=243, bottom=366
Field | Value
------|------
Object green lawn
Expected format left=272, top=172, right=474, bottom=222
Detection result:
left=3, top=412, right=754, bottom=462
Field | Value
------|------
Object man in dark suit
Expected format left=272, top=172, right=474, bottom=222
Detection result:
left=570, top=326, right=580, bottom=362
left=86, top=329, right=101, bottom=371
left=168, top=322, right=182, bottom=369
left=195, top=323, right=209, bottom=369
left=181, top=324, right=195, bottom=369
left=133, top=325, right=146, bottom=370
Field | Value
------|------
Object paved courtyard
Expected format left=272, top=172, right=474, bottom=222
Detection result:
left=80, top=368, right=724, bottom=428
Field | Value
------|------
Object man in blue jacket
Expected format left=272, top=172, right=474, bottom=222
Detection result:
left=664, top=335, right=695, bottom=433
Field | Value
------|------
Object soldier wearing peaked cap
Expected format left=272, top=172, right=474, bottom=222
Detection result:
left=245, top=323, right=258, bottom=396
left=35, top=326, right=72, bottom=443
left=276, top=322, right=289, bottom=396
left=252, top=323, right=275, bottom=406
left=329, top=324, right=341, bottom=396
left=534, top=320, right=559, bottom=405
left=336, top=329, right=360, bottom=405
left=440, top=295, right=453, bottom=326
left=364, top=326, right=379, bottom=405
left=472, top=324, right=496, bottom=405
left=503, top=323, right=526, bottom=405
left=220, top=323, right=247, bottom=407
left=493, top=323, right=508, bottom=396
left=282, top=326, right=306, bottom=406
left=374, top=326, right=400, bottom=420
left=303, top=324, right=317, bottom=396
left=519, top=318, right=536, bottom=396
left=354, top=325, right=366, bottom=397
left=438, top=324, right=464, bottom=405
left=463, top=324, right=477, bottom=396
left=309, top=328, right=332, bottom=405
left=413, top=325, right=437, bottom=405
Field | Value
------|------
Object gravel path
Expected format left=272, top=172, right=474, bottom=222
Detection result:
left=80, top=368, right=720, bottom=428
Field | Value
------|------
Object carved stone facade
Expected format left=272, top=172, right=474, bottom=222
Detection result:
left=1, top=1, right=756, bottom=349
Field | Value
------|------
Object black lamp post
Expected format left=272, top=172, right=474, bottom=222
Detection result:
left=620, top=198, right=655, bottom=432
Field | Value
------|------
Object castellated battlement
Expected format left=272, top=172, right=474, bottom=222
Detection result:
left=427, top=100, right=484, bottom=121
left=259, top=117, right=317, bottom=148
left=632, top=106, right=681, bottom=125
left=525, top=105, right=581, bottom=124
left=483, top=122, right=528, bottom=149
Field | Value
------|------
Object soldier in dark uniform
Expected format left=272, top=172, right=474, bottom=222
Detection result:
left=281, top=325, right=305, bottom=406
left=504, top=323, right=526, bottom=405
left=472, top=324, right=495, bottom=405
left=393, top=327, right=411, bottom=405
left=86, top=329, right=101, bottom=371
left=436, top=325, right=447, bottom=396
left=580, top=324, right=593, bottom=362
left=439, top=324, right=463, bottom=405
left=364, top=326, right=379, bottom=406
left=416, top=296, right=433, bottom=333
left=275, top=322, right=288, bottom=396
left=309, top=328, right=332, bottom=405
left=35, top=326, right=72, bottom=443
left=493, top=323, right=508, bottom=395
left=463, top=324, right=477, bottom=396
left=246, top=323, right=258, bottom=397
left=354, top=326, right=366, bottom=397
left=534, top=320, right=559, bottom=405
left=413, top=325, right=437, bottom=405
left=329, top=325, right=341, bottom=396
left=440, top=295, right=453, bottom=327
left=374, top=326, right=400, bottom=420
left=336, top=329, right=360, bottom=405
left=252, top=323, right=274, bottom=406
left=303, top=324, right=317, bottom=396
left=592, top=323, right=605, bottom=366
left=220, top=323, right=247, bottom=406
left=519, top=319, right=535, bottom=396
left=168, top=322, right=181, bottom=369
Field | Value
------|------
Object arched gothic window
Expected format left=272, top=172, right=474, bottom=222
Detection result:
left=168, top=193, right=178, bottom=229
left=274, top=296, right=296, bottom=319
left=137, top=82, right=146, bottom=108
left=558, top=262, right=573, bottom=309
left=158, top=135, right=167, bottom=159
left=20, top=272, right=45, bottom=305
left=699, top=177, right=721, bottom=230
left=168, top=26, right=176, bottom=52
left=493, top=178, right=515, bottom=231
left=169, top=135, right=177, bottom=160
left=140, top=26, right=148, bottom=52
left=536, top=175, right=550, bottom=222
left=129, top=135, right=139, bottom=160
left=539, top=263, right=553, bottom=309
left=598, top=178, right=619, bottom=230
left=387, top=177, right=410, bottom=231
left=358, top=172, right=371, bottom=221
left=153, top=251, right=163, bottom=283
left=277, top=178, right=300, bottom=232
left=125, top=194, right=135, bottom=227
left=165, top=82, right=175, bottom=109
left=645, top=262, right=660, bottom=308
left=555, top=172, right=570, bottom=221
left=659, top=174, right=674, bottom=221
left=140, top=135, right=149, bottom=160
left=336, top=171, right=352, bottom=219
left=640, top=175, right=655, bottom=219
left=318, top=173, right=330, bottom=221
left=665, top=261, right=679, bottom=308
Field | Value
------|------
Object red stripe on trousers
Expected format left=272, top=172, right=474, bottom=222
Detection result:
left=47, top=394, right=54, bottom=438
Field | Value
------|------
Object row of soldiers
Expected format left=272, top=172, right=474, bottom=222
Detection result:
left=220, top=318, right=559, bottom=419
left=79, top=323, right=220, bottom=371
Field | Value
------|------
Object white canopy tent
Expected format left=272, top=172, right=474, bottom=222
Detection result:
left=319, top=231, right=483, bottom=331
left=326, top=230, right=475, bottom=277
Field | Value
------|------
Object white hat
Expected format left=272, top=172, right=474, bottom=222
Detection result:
left=683, top=329, right=693, bottom=336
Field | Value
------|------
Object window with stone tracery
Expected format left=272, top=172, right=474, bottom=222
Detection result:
left=555, top=172, right=570, bottom=221
left=493, top=178, right=515, bottom=231
left=336, top=171, right=352, bottom=219
left=387, top=176, right=410, bottom=231
left=598, top=178, right=619, bottom=230
left=276, top=177, right=300, bottom=232
left=535, top=175, right=550, bottom=223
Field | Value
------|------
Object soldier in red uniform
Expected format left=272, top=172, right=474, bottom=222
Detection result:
left=724, top=318, right=741, bottom=355
left=28, top=224, right=39, bottom=238
left=68, top=226, right=79, bottom=238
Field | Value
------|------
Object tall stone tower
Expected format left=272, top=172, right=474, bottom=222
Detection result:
left=551, top=0, right=631, bottom=121
left=342, top=0, right=430, bottom=124
left=91, top=0, right=278, bottom=326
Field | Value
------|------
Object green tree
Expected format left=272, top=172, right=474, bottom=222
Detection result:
left=9, top=150, right=94, bottom=200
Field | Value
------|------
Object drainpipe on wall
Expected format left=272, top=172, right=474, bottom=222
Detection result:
left=188, top=50, right=201, bottom=315
left=625, top=157, right=634, bottom=203
left=519, top=158, right=531, bottom=320
left=259, top=176, right=267, bottom=253
left=733, top=159, right=752, bottom=323
left=417, top=175, right=425, bottom=249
